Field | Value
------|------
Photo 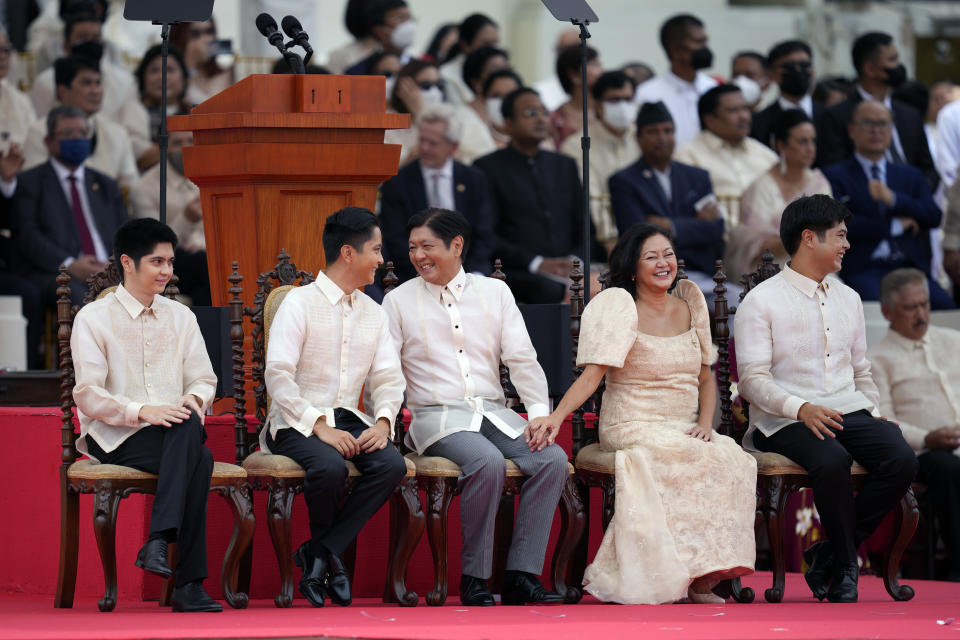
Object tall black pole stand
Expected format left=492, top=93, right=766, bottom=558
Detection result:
left=158, top=21, right=170, bottom=225
left=573, top=19, right=591, bottom=302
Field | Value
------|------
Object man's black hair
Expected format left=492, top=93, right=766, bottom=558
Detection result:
left=852, top=32, right=893, bottom=76
left=322, top=206, right=380, bottom=264
left=501, top=86, right=539, bottom=121
left=766, top=39, right=812, bottom=67
left=113, top=218, right=178, bottom=276
left=780, top=194, right=852, bottom=256
left=405, top=208, right=471, bottom=255
left=481, top=68, right=523, bottom=97
left=697, top=83, right=741, bottom=128
left=54, top=55, right=99, bottom=88
left=591, top=70, right=635, bottom=102
left=659, top=14, right=703, bottom=56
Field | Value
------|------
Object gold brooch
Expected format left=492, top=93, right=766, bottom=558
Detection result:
left=456, top=184, right=466, bottom=192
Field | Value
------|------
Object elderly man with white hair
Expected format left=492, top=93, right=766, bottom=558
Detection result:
left=379, top=103, right=495, bottom=282
left=868, top=267, right=960, bottom=581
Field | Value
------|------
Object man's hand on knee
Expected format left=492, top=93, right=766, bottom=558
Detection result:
left=179, top=394, right=204, bottom=424
left=924, top=426, right=960, bottom=451
left=139, top=404, right=192, bottom=427
left=797, top=403, right=843, bottom=440
left=356, top=418, right=391, bottom=453
left=312, top=418, right=360, bottom=458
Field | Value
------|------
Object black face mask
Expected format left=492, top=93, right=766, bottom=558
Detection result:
left=690, top=47, right=713, bottom=70
left=883, top=63, right=907, bottom=88
left=70, top=40, right=104, bottom=63
left=780, top=67, right=812, bottom=97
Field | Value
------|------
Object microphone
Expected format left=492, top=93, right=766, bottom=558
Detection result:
left=255, top=13, right=284, bottom=49
left=281, top=15, right=313, bottom=55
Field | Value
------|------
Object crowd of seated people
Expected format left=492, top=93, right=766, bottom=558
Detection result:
left=3, top=2, right=960, bottom=599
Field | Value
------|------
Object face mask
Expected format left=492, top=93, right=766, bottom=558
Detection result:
left=731, top=75, right=761, bottom=106
left=884, top=63, right=907, bottom=88
left=57, top=137, right=91, bottom=166
left=384, top=74, right=397, bottom=99
left=690, top=47, right=713, bottom=70
left=168, top=149, right=185, bottom=175
left=390, top=20, right=417, bottom=51
left=779, top=66, right=812, bottom=97
left=70, top=40, right=104, bottom=63
left=601, top=100, right=636, bottom=131
left=486, top=97, right=504, bottom=127
left=420, top=85, right=444, bottom=106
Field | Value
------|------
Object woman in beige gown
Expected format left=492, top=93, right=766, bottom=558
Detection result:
left=725, top=110, right=831, bottom=283
left=529, top=224, right=757, bottom=605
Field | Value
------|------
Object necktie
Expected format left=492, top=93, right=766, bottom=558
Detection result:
left=68, top=175, right=96, bottom=256
left=430, top=171, right=442, bottom=209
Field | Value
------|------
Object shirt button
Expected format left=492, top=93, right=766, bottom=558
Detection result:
left=448, top=304, right=452, bottom=307
left=145, top=362, right=150, bottom=368
left=455, top=325, right=459, bottom=329
left=459, top=349, right=463, bottom=353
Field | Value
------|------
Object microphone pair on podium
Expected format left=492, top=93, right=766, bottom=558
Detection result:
left=256, top=13, right=313, bottom=71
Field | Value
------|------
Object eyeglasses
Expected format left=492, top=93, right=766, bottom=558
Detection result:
left=519, top=107, right=549, bottom=118
left=856, top=119, right=892, bottom=131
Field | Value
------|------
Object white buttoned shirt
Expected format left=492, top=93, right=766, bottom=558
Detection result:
left=734, top=266, right=880, bottom=448
left=263, top=271, right=405, bottom=450
left=868, top=326, right=960, bottom=455
left=382, top=268, right=550, bottom=454
left=635, top=70, right=718, bottom=147
left=71, top=284, right=217, bottom=459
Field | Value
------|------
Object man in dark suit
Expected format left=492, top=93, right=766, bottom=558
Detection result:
left=609, top=101, right=725, bottom=295
left=10, top=104, right=128, bottom=304
left=823, top=101, right=952, bottom=309
left=751, top=40, right=825, bottom=150
left=379, top=104, right=494, bottom=282
left=473, top=87, right=588, bottom=304
left=818, top=32, right=937, bottom=190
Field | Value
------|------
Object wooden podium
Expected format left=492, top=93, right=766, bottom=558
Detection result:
left=168, top=74, right=410, bottom=307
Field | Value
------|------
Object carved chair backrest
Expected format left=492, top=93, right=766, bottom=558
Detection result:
left=58, top=262, right=180, bottom=470
left=229, top=250, right=314, bottom=462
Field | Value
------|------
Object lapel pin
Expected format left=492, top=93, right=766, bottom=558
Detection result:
left=92, top=183, right=100, bottom=191
left=642, top=170, right=652, bottom=179
left=456, top=183, right=466, bottom=192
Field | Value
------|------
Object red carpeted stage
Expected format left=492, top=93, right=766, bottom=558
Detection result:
left=1, top=573, right=959, bottom=640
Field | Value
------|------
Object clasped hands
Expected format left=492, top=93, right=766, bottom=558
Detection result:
left=138, top=394, right=204, bottom=427
left=312, top=416, right=390, bottom=458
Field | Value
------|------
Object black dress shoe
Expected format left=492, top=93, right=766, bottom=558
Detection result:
left=135, top=539, right=173, bottom=579
left=803, top=541, right=834, bottom=601
left=827, top=563, right=859, bottom=603
left=171, top=581, right=222, bottom=612
left=293, top=542, right=328, bottom=608
left=501, top=571, right=564, bottom=605
left=459, top=575, right=496, bottom=606
left=325, top=553, right=352, bottom=606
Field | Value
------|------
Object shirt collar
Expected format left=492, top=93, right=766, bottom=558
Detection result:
left=778, top=93, right=813, bottom=117
left=885, top=327, right=929, bottom=350
left=314, top=270, right=354, bottom=307
left=665, top=70, right=712, bottom=92
left=783, top=264, right=830, bottom=298
left=420, top=156, right=454, bottom=180
left=423, top=267, right=467, bottom=301
left=856, top=84, right=892, bottom=109
left=115, top=283, right=157, bottom=319
left=854, top=152, right=885, bottom=178
left=701, top=129, right=745, bottom=151
left=50, top=156, right=85, bottom=183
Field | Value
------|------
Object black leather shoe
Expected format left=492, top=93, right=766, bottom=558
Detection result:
left=803, top=541, right=834, bottom=601
left=325, top=553, right=352, bottom=606
left=459, top=575, right=496, bottom=606
left=501, top=571, right=564, bottom=605
left=293, top=542, right=327, bottom=608
left=171, top=581, right=222, bottom=612
left=135, top=539, right=173, bottom=579
left=827, top=563, right=859, bottom=603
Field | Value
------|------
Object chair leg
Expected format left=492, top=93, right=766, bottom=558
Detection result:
left=55, top=480, right=79, bottom=608
left=882, top=488, right=919, bottom=601
left=382, top=477, right=425, bottom=606
left=92, top=483, right=123, bottom=612
left=159, top=544, right=178, bottom=606
left=551, top=475, right=585, bottom=603
left=217, top=481, right=255, bottom=609
left=425, top=477, right=453, bottom=606
left=266, top=481, right=296, bottom=608
left=237, top=487, right=255, bottom=598
left=727, top=577, right=755, bottom=603
left=761, top=476, right=789, bottom=603
left=600, top=475, right=616, bottom=532
left=570, top=477, right=591, bottom=588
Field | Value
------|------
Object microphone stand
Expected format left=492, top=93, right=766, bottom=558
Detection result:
left=158, top=22, right=170, bottom=225
left=573, top=18, right=591, bottom=302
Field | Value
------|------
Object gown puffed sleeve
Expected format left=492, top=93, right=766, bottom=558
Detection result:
left=675, top=279, right=717, bottom=366
left=576, top=287, right=638, bottom=369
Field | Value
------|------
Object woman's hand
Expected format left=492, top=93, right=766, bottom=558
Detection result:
left=686, top=422, right=713, bottom=442
left=395, top=76, right=423, bottom=115
left=525, top=416, right=561, bottom=452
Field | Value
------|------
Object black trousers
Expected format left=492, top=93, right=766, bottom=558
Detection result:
left=917, top=449, right=960, bottom=572
left=266, top=409, right=407, bottom=557
left=86, top=413, right=213, bottom=587
left=754, top=409, right=918, bottom=565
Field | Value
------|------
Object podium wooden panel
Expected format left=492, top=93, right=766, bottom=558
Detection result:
left=168, top=74, right=410, bottom=307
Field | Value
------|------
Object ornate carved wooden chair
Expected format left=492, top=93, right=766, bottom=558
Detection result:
left=712, top=251, right=919, bottom=603
left=228, top=251, right=424, bottom=608
left=381, top=261, right=586, bottom=606
left=55, top=262, right=255, bottom=612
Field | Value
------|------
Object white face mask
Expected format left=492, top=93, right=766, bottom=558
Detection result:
left=384, top=75, right=397, bottom=100
left=485, top=97, right=505, bottom=127
left=601, top=100, right=636, bottom=132
left=390, top=20, right=417, bottom=51
left=421, top=85, right=444, bottom=106
left=731, top=75, right=761, bottom=106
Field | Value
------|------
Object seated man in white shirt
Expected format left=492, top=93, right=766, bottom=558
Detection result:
left=382, top=208, right=568, bottom=607
left=71, top=218, right=221, bottom=612
left=868, top=268, right=960, bottom=581
left=634, top=13, right=718, bottom=148
left=263, top=207, right=407, bottom=608
left=735, top=194, right=917, bottom=603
